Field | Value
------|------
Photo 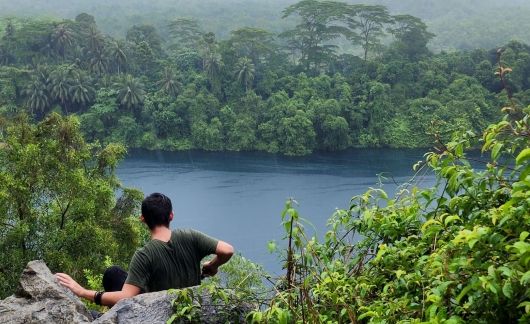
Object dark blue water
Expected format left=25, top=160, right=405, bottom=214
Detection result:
left=116, top=149, right=438, bottom=275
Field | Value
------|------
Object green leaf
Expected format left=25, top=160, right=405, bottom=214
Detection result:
left=358, top=311, right=377, bottom=320
left=521, top=231, right=530, bottom=241
left=519, top=301, right=530, bottom=314
left=516, top=148, right=530, bottom=165
left=456, top=285, right=473, bottom=304
left=267, top=240, right=277, bottom=253
left=502, top=282, right=513, bottom=298
left=491, top=142, right=503, bottom=160
left=444, top=215, right=461, bottom=226
left=520, top=271, right=530, bottom=285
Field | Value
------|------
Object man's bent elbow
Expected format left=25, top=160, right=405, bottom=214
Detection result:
left=217, top=241, right=234, bottom=259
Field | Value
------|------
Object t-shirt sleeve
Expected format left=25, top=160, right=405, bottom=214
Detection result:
left=191, top=230, right=219, bottom=259
left=125, top=250, right=150, bottom=292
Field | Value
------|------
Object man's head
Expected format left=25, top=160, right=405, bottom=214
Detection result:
left=141, top=193, right=173, bottom=230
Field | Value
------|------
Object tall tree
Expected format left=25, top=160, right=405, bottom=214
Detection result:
left=388, top=15, right=434, bottom=60
left=108, top=40, right=127, bottom=74
left=234, top=57, right=255, bottom=91
left=167, top=17, right=203, bottom=51
left=228, top=28, right=276, bottom=65
left=1, top=19, right=16, bottom=64
left=201, top=32, right=223, bottom=92
left=51, top=23, right=74, bottom=59
left=281, top=0, right=350, bottom=72
left=347, top=4, right=392, bottom=61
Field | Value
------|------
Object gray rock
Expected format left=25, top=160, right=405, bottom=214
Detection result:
left=0, top=260, right=251, bottom=323
left=93, top=290, right=172, bottom=324
left=0, top=260, right=93, bottom=323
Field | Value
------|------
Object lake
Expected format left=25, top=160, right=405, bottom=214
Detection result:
left=116, top=148, right=438, bottom=275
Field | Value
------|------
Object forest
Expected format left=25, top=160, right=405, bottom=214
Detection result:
left=0, top=0, right=530, bottom=155
left=0, top=0, right=530, bottom=323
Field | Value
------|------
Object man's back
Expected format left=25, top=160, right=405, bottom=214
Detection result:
left=125, top=229, right=218, bottom=292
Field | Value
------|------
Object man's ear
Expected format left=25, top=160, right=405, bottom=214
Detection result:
left=139, top=215, right=145, bottom=223
left=169, top=212, right=174, bottom=221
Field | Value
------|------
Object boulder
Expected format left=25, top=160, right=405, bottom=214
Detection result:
left=0, top=261, right=251, bottom=323
left=0, top=260, right=93, bottom=323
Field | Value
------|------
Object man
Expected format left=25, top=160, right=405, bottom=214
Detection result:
left=56, top=193, right=234, bottom=306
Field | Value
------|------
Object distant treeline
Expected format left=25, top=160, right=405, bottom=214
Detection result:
left=0, top=0, right=529, bottom=155
left=1, top=0, right=530, bottom=50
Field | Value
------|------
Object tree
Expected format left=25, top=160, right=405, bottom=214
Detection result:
left=389, top=15, right=434, bottom=60
left=281, top=0, right=350, bottom=72
left=24, top=79, right=50, bottom=116
left=191, top=118, right=224, bottom=150
left=157, top=67, right=181, bottom=98
left=277, top=110, right=316, bottom=155
left=167, top=17, right=203, bottom=51
left=201, top=33, right=223, bottom=92
left=51, top=23, right=74, bottom=59
left=115, top=75, right=145, bottom=111
left=88, top=47, right=109, bottom=75
left=85, top=25, right=104, bottom=54
left=48, top=65, right=73, bottom=112
left=108, top=40, right=127, bottom=74
left=347, top=4, right=392, bottom=61
left=234, top=57, right=255, bottom=91
left=69, top=74, right=95, bottom=110
left=126, top=25, right=162, bottom=55
left=0, top=113, right=144, bottom=298
left=1, top=19, right=16, bottom=65
left=228, top=28, right=276, bottom=65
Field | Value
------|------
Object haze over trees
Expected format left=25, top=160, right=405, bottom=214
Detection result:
left=1, top=0, right=530, bottom=51
left=2, top=0, right=530, bottom=155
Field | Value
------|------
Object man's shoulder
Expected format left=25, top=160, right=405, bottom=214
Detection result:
left=171, top=228, right=197, bottom=241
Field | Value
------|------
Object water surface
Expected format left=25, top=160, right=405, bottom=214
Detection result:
left=116, top=149, right=437, bottom=274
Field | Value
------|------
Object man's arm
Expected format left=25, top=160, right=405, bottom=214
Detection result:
left=202, top=240, right=234, bottom=277
left=55, top=273, right=140, bottom=306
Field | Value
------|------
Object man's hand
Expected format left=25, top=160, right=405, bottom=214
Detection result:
left=201, top=260, right=218, bottom=277
left=55, top=273, right=87, bottom=297
left=201, top=241, right=234, bottom=278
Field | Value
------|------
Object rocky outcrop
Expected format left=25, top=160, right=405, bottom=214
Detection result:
left=0, top=260, right=250, bottom=323
left=0, top=260, right=93, bottom=323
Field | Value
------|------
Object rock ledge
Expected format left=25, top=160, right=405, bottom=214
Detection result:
left=0, top=260, right=249, bottom=323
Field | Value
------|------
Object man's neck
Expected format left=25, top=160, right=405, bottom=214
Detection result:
left=150, top=226, right=172, bottom=242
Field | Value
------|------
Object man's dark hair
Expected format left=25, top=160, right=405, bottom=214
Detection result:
left=141, top=193, right=172, bottom=230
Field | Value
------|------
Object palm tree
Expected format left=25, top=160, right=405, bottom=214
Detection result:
left=158, top=67, right=181, bottom=98
left=115, top=75, right=145, bottom=111
left=200, top=32, right=223, bottom=89
left=49, top=66, right=74, bottom=112
left=25, top=79, right=50, bottom=116
left=108, top=40, right=127, bottom=74
left=52, top=23, right=74, bottom=59
left=69, top=76, right=95, bottom=110
left=234, top=57, right=255, bottom=91
left=85, top=25, right=104, bottom=53
left=89, top=48, right=109, bottom=75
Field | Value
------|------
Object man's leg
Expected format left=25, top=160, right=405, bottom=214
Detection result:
left=102, top=265, right=128, bottom=292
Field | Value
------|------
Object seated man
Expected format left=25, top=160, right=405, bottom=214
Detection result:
left=56, top=193, right=234, bottom=306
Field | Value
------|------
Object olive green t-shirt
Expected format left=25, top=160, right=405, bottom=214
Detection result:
left=125, top=229, right=218, bottom=292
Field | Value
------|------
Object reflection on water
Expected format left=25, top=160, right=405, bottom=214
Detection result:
left=117, top=148, right=438, bottom=274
